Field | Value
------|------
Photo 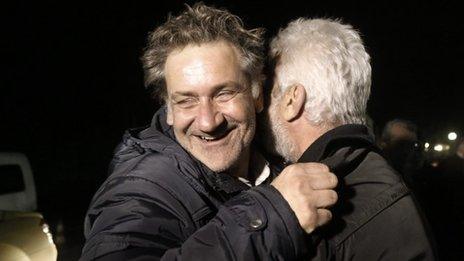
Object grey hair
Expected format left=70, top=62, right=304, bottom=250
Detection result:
left=142, top=2, right=265, bottom=102
left=270, top=18, right=371, bottom=126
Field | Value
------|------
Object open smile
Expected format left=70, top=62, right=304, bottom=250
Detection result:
left=194, top=129, right=233, bottom=144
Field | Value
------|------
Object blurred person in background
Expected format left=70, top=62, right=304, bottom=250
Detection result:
left=379, top=119, right=425, bottom=189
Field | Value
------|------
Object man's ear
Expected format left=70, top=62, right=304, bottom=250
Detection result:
left=166, top=104, right=174, bottom=126
left=282, top=84, right=306, bottom=122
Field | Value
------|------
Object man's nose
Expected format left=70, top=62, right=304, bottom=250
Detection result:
left=196, top=99, right=225, bottom=133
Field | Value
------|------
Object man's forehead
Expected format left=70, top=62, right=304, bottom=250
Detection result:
left=164, top=41, right=248, bottom=95
left=165, top=41, right=240, bottom=69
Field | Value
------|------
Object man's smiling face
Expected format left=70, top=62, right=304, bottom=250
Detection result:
left=165, top=41, right=260, bottom=173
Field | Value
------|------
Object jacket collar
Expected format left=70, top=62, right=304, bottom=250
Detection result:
left=298, top=124, right=376, bottom=167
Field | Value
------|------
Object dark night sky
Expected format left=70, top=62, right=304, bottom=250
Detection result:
left=1, top=1, right=463, bottom=214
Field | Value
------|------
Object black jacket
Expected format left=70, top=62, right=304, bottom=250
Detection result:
left=299, top=124, right=437, bottom=260
left=81, top=107, right=309, bottom=261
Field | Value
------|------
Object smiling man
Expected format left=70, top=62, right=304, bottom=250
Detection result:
left=165, top=41, right=257, bottom=177
left=81, top=4, right=338, bottom=261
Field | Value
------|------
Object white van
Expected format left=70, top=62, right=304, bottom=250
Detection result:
left=0, top=152, right=37, bottom=211
left=0, top=152, right=57, bottom=260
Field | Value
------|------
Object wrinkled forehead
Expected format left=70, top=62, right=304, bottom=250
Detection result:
left=164, top=41, right=249, bottom=95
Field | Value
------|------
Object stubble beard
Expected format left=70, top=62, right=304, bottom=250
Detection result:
left=182, top=117, right=256, bottom=174
left=263, top=100, right=299, bottom=163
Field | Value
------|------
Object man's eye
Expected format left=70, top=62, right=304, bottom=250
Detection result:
left=215, top=90, right=238, bottom=102
left=174, top=98, right=197, bottom=108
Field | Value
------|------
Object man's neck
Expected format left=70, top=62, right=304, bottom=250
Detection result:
left=238, top=150, right=271, bottom=186
left=229, top=147, right=251, bottom=179
left=291, top=120, right=333, bottom=161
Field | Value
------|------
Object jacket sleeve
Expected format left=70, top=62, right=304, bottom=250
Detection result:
left=81, top=176, right=310, bottom=261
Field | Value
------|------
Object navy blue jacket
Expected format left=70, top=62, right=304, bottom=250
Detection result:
left=81, top=107, right=309, bottom=260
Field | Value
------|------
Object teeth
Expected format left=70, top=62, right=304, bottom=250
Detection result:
left=201, top=136, right=215, bottom=141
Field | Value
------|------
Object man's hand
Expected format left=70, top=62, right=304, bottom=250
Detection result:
left=271, top=163, right=338, bottom=234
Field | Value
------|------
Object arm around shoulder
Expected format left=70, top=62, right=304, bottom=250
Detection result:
left=82, top=178, right=310, bottom=260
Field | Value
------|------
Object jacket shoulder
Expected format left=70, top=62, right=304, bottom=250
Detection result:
left=90, top=149, right=208, bottom=220
left=325, top=149, right=406, bottom=243
left=329, top=151, right=435, bottom=259
left=333, top=192, right=436, bottom=260
left=82, top=151, right=212, bottom=260
left=354, top=151, right=402, bottom=185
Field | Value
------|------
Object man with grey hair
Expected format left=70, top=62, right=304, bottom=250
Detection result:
left=81, top=4, right=338, bottom=261
left=263, top=18, right=436, bottom=260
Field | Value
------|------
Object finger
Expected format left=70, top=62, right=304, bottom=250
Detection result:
left=299, top=162, right=330, bottom=173
left=305, top=172, right=338, bottom=190
left=316, top=208, right=333, bottom=227
left=313, top=189, right=338, bottom=208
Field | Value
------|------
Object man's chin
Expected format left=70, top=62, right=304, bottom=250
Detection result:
left=201, top=159, right=234, bottom=173
left=190, top=139, right=247, bottom=171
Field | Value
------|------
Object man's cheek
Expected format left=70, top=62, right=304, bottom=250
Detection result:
left=171, top=108, right=193, bottom=123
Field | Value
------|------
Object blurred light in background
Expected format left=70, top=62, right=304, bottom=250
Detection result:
left=434, top=144, right=444, bottom=152
left=424, top=142, right=430, bottom=151
left=448, top=132, right=457, bottom=141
